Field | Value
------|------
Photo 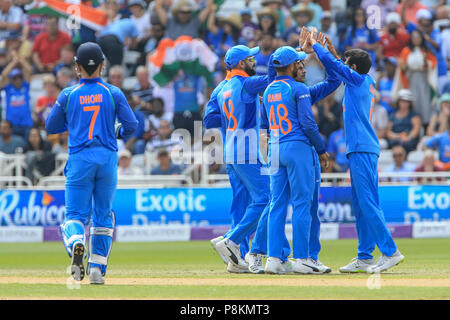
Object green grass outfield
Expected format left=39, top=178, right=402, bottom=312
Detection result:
left=0, top=238, right=449, bottom=299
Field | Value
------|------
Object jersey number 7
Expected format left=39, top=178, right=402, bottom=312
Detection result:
left=83, top=105, right=100, bottom=140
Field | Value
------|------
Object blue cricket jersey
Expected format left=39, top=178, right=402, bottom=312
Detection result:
left=261, top=75, right=326, bottom=154
left=45, top=77, right=138, bottom=154
left=3, top=81, right=33, bottom=127
left=216, top=67, right=276, bottom=163
left=313, top=43, right=380, bottom=156
left=426, top=131, right=450, bottom=163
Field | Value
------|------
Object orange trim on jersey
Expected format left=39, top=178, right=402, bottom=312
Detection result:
left=73, top=83, right=85, bottom=92
left=225, top=69, right=250, bottom=80
left=96, top=82, right=109, bottom=91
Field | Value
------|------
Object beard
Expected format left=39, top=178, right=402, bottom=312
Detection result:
left=244, top=63, right=256, bottom=76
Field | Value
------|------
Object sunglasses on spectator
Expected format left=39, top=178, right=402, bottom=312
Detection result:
left=393, top=153, right=404, bottom=158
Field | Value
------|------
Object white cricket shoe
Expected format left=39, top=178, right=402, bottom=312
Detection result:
left=246, top=253, right=264, bottom=274
left=366, top=250, right=405, bottom=274
left=293, top=258, right=330, bottom=274
left=264, top=257, right=286, bottom=274
left=89, top=267, right=105, bottom=285
left=216, top=238, right=248, bottom=268
left=339, top=258, right=375, bottom=273
left=309, top=258, right=332, bottom=273
left=227, top=261, right=250, bottom=273
left=210, top=236, right=227, bottom=264
left=281, top=259, right=295, bottom=273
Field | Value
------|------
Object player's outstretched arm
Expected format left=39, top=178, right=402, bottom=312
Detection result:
left=204, top=81, right=225, bottom=129
left=114, top=88, right=138, bottom=139
left=242, top=55, right=277, bottom=98
left=310, top=35, right=364, bottom=87
left=45, top=90, right=68, bottom=134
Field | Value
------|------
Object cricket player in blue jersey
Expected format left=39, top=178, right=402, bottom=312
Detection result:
left=204, top=73, right=252, bottom=272
left=211, top=44, right=287, bottom=273
left=309, top=34, right=405, bottom=273
left=46, top=42, right=138, bottom=284
left=260, top=46, right=331, bottom=274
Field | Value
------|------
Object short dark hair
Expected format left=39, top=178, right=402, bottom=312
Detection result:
left=344, top=49, right=372, bottom=74
left=273, top=60, right=289, bottom=73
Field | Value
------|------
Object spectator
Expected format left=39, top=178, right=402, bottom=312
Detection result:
left=398, top=29, right=437, bottom=126
left=32, top=16, right=72, bottom=74
left=425, top=116, right=450, bottom=165
left=387, top=89, right=422, bottom=153
left=146, top=119, right=177, bottom=152
left=377, top=57, right=397, bottom=114
left=292, top=0, right=323, bottom=30
left=282, top=4, right=312, bottom=44
left=397, top=0, right=427, bottom=26
left=427, top=93, right=450, bottom=136
left=239, top=8, right=258, bottom=45
left=0, top=47, right=7, bottom=74
left=0, top=119, right=26, bottom=154
left=206, top=12, right=242, bottom=58
left=108, top=65, right=130, bottom=96
left=327, top=125, right=348, bottom=173
left=316, top=91, right=342, bottom=139
left=320, top=11, right=338, bottom=48
left=153, top=0, right=214, bottom=40
left=383, top=144, right=416, bottom=182
left=371, top=90, right=390, bottom=149
left=33, top=74, right=59, bottom=130
left=379, top=12, right=409, bottom=59
left=129, top=0, right=152, bottom=50
left=406, top=9, right=449, bottom=94
left=256, top=6, right=280, bottom=39
left=414, top=149, right=444, bottom=183
left=23, top=127, right=55, bottom=184
left=213, top=53, right=227, bottom=86
left=56, top=66, right=77, bottom=91
left=172, top=70, right=204, bottom=135
left=132, top=65, right=153, bottom=113
left=254, top=33, right=274, bottom=76
left=97, top=0, right=139, bottom=67
left=0, top=0, right=22, bottom=42
left=53, top=45, right=75, bottom=76
left=261, top=0, right=291, bottom=35
left=4, top=30, right=32, bottom=62
left=0, top=55, right=33, bottom=140
left=150, top=148, right=182, bottom=175
left=23, top=2, right=48, bottom=42
left=148, top=97, right=174, bottom=133
left=144, top=22, right=165, bottom=55
left=118, top=149, right=143, bottom=175
left=343, top=7, right=379, bottom=73
left=51, top=130, right=69, bottom=155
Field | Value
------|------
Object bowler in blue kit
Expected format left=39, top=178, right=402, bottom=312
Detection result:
left=312, top=36, right=404, bottom=273
left=46, top=42, right=138, bottom=284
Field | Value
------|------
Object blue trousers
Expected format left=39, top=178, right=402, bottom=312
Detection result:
left=309, top=151, right=322, bottom=261
left=61, top=145, right=118, bottom=275
left=268, top=141, right=316, bottom=260
left=225, top=161, right=271, bottom=250
left=348, top=152, right=397, bottom=259
left=224, top=164, right=250, bottom=259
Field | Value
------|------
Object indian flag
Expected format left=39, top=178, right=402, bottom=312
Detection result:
left=28, top=0, right=107, bottom=32
left=148, top=36, right=219, bottom=88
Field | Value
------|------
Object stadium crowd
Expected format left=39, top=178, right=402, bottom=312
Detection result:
left=0, top=0, right=449, bottom=185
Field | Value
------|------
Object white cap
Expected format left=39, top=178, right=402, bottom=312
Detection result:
left=386, top=12, right=401, bottom=25
left=119, top=149, right=132, bottom=158
left=416, top=8, right=432, bottom=21
left=397, top=89, right=414, bottom=102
